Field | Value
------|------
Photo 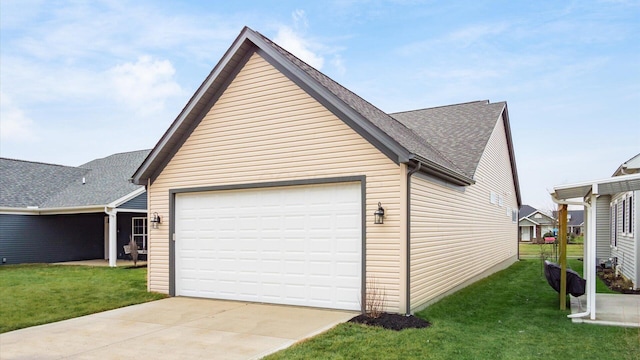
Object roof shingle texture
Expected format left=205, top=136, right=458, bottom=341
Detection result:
left=519, top=205, right=538, bottom=218
left=0, top=150, right=150, bottom=208
left=391, top=101, right=505, bottom=178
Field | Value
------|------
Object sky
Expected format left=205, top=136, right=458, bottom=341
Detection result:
left=1, top=0, right=639, bottom=210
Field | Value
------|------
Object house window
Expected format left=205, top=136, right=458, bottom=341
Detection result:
left=534, top=213, right=542, bottom=219
left=622, top=199, right=626, bottom=233
left=611, top=204, right=617, bottom=247
left=512, top=209, right=517, bottom=223
left=490, top=191, right=498, bottom=205
left=629, top=195, right=633, bottom=234
left=498, top=195, right=504, bottom=207
left=132, top=217, right=148, bottom=254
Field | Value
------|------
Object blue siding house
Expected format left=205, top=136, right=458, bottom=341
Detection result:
left=0, top=150, right=150, bottom=266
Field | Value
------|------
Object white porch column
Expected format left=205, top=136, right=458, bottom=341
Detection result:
left=108, top=210, right=118, bottom=267
left=588, top=194, right=597, bottom=320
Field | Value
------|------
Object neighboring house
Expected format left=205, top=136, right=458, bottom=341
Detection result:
left=519, top=205, right=555, bottom=242
left=567, top=210, right=584, bottom=236
left=0, top=150, right=150, bottom=265
left=599, top=153, right=640, bottom=287
left=132, top=27, right=521, bottom=314
left=552, top=154, right=640, bottom=320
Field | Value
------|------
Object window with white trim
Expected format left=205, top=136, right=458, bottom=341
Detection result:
left=629, top=195, right=633, bottom=234
left=611, top=204, right=617, bottom=247
left=132, top=217, right=148, bottom=254
left=627, top=195, right=633, bottom=234
left=622, top=199, right=627, bottom=233
left=512, top=209, right=517, bottom=223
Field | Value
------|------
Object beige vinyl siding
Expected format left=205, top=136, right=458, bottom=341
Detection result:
left=596, top=195, right=611, bottom=262
left=147, top=52, right=404, bottom=311
left=611, top=192, right=637, bottom=285
left=409, top=114, right=518, bottom=311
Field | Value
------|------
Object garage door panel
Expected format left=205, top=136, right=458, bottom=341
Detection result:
left=175, top=182, right=362, bottom=310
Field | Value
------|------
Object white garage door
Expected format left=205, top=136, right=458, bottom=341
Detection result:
left=175, top=182, right=362, bottom=311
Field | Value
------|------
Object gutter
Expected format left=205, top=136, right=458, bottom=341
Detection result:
left=411, top=155, right=474, bottom=186
left=0, top=205, right=109, bottom=215
left=405, top=161, right=422, bottom=314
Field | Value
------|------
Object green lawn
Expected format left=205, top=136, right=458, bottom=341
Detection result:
left=519, top=242, right=584, bottom=258
left=0, top=264, right=166, bottom=333
left=266, top=259, right=639, bottom=360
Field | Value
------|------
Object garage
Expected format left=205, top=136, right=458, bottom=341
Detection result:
left=174, top=182, right=363, bottom=311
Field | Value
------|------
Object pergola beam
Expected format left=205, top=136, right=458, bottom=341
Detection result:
left=558, top=204, right=568, bottom=310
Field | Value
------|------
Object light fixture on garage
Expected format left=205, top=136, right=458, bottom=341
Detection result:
left=374, top=202, right=385, bottom=224
left=150, top=212, right=161, bottom=229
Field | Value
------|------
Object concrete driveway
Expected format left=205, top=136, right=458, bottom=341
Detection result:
left=0, top=297, right=355, bottom=359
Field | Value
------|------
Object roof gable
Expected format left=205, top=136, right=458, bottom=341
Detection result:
left=132, top=25, right=520, bottom=202
left=613, top=153, right=640, bottom=176
left=525, top=210, right=555, bottom=224
left=132, top=27, right=475, bottom=186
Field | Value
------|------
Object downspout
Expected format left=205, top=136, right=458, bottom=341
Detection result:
left=406, top=161, right=422, bottom=314
left=104, top=207, right=118, bottom=267
left=550, top=196, right=591, bottom=318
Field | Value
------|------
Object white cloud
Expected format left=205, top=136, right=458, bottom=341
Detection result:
left=331, top=54, right=346, bottom=75
left=109, top=56, right=184, bottom=115
left=0, top=92, right=38, bottom=142
left=292, top=9, right=309, bottom=30
left=274, top=27, right=325, bottom=69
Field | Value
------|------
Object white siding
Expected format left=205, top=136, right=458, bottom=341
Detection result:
left=147, top=52, right=404, bottom=311
left=610, top=191, right=637, bottom=286
left=595, top=195, right=611, bottom=262
left=409, top=114, right=518, bottom=311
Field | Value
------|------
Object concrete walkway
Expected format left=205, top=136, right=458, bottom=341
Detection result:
left=0, top=297, right=355, bottom=359
left=570, top=293, right=640, bottom=327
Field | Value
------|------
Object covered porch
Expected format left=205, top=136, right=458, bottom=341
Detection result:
left=551, top=172, right=640, bottom=324
left=571, top=294, right=640, bottom=327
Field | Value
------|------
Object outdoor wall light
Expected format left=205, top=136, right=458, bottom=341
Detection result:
left=150, top=212, right=161, bottom=229
left=374, top=202, right=385, bottom=224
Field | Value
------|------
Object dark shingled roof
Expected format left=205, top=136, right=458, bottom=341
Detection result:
left=391, top=101, right=506, bottom=178
left=0, top=150, right=150, bottom=209
left=568, top=210, right=584, bottom=226
left=0, top=159, right=88, bottom=208
left=519, top=205, right=537, bottom=219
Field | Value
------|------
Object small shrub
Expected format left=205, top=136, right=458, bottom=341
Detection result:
left=364, top=277, right=387, bottom=319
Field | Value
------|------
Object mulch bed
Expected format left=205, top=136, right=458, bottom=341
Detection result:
left=348, top=313, right=431, bottom=331
left=597, top=268, right=640, bottom=294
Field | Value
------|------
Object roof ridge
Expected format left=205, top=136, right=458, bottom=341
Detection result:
left=390, top=100, right=491, bottom=115
left=0, top=157, right=81, bottom=169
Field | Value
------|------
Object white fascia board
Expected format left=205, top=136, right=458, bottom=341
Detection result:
left=552, top=173, right=640, bottom=200
left=108, top=187, right=146, bottom=208
left=519, top=216, right=540, bottom=225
